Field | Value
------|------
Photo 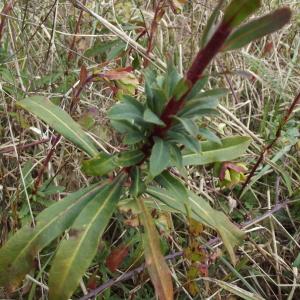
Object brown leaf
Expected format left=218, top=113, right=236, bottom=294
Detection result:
left=219, top=162, right=246, bottom=181
left=79, top=65, right=88, bottom=85
left=106, top=245, right=129, bottom=272
left=104, top=66, right=133, bottom=80
left=86, top=272, right=97, bottom=290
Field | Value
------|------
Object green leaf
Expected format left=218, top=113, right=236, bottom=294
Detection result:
left=183, top=136, right=251, bottom=166
left=200, top=0, right=225, bottom=48
left=108, top=96, right=145, bottom=125
left=48, top=174, right=126, bottom=300
left=152, top=87, right=168, bottom=115
left=223, top=8, right=292, bottom=51
left=198, top=127, right=221, bottom=144
left=223, top=0, right=261, bottom=28
left=144, top=108, right=166, bottom=126
left=146, top=186, right=245, bottom=264
left=129, top=167, right=146, bottom=197
left=173, top=78, right=190, bottom=101
left=182, top=88, right=228, bottom=117
left=81, top=153, right=117, bottom=176
left=172, top=116, right=199, bottom=137
left=149, top=138, right=170, bottom=177
left=156, top=171, right=188, bottom=204
left=116, top=149, right=145, bottom=167
left=123, top=132, right=145, bottom=145
left=84, top=40, right=120, bottom=57
left=167, top=131, right=200, bottom=153
left=110, top=120, right=141, bottom=134
left=164, top=62, right=181, bottom=98
left=18, top=96, right=98, bottom=157
left=293, top=253, right=300, bottom=268
left=106, top=41, right=126, bottom=60
left=186, top=76, right=208, bottom=101
left=0, top=184, right=107, bottom=291
left=168, top=143, right=184, bottom=171
left=136, top=198, right=173, bottom=300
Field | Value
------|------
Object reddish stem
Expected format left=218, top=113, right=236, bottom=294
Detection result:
left=239, top=91, right=300, bottom=197
left=152, top=20, right=232, bottom=138
left=0, top=0, right=14, bottom=44
left=144, top=0, right=166, bottom=67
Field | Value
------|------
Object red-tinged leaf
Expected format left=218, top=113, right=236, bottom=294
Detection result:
left=170, top=0, right=188, bottom=13
left=104, top=67, right=134, bottom=80
left=106, top=245, right=129, bottom=272
left=79, top=65, right=88, bottom=84
left=262, top=41, right=273, bottom=56
left=223, top=7, right=292, bottom=51
left=219, top=162, right=246, bottom=180
left=137, top=198, right=173, bottom=300
left=86, top=272, right=97, bottom=290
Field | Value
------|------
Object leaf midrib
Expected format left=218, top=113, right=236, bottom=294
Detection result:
left=22, top=100, right=97, bottom=156
left=142, top=200, right=170, bottom=299
left=10, top=185, right=102, bottom=270
left=54, top=182, right=121, bottom=294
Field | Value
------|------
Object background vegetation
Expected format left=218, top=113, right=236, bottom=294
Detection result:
left=0, top=0, right=299, bottom=299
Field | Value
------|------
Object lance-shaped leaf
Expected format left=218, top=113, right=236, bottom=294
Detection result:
left=183, top=136, right=251, bottom=166
left=144, top=108, right=166, bottom=126
left=129, top=166, right=146, bottom=197
left=108, top=95, right=145, bottom=125
left=223, top=8, right=292, bottom=51
left=200, top=0, right=225, bottom=48
left=172, top=117, right=198, bottom=137
left=81, top=153, right=117, bottom=176
left=146, top=186, right=244, bottom=264
left=116, top=149, right=145, bottom=167
left=199, top=127, right=221, bottom=144
left=168, top=131, right=201, bottom=153
left=136, top=197, right=173, bottom=300
left=0, top=183, right=107, bottom=291
left=18, top=96, right=98, bottom=157
left=149, top=138, right=171, bottom=177
left=48, top=174, right=126, bottom=300
left=223, top=0, right=261, bottom=28
left=156, top=171, right=188, bottom=203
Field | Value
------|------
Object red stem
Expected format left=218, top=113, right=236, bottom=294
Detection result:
left=152, top=20, right=232, bottom=138
left=239, top=91, right=300, bottom=197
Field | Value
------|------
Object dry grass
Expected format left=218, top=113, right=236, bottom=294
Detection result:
left=0, top=0, right=300, bottom=299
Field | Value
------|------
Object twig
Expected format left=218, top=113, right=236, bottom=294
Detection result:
left=69, top=0, right=166, bottom=71
left=0, top=138, right=50, bottom=154
left=144, top=0, right=166, bottom=67
left=80, top=201, right=288, bottom=299
left=32, top=135, right=61, bottom=195
left=79, top=251, right=182, bottom=300
left=67, top=0, right=86, bottom=64
left=239, top=91, right=300, bottom=197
